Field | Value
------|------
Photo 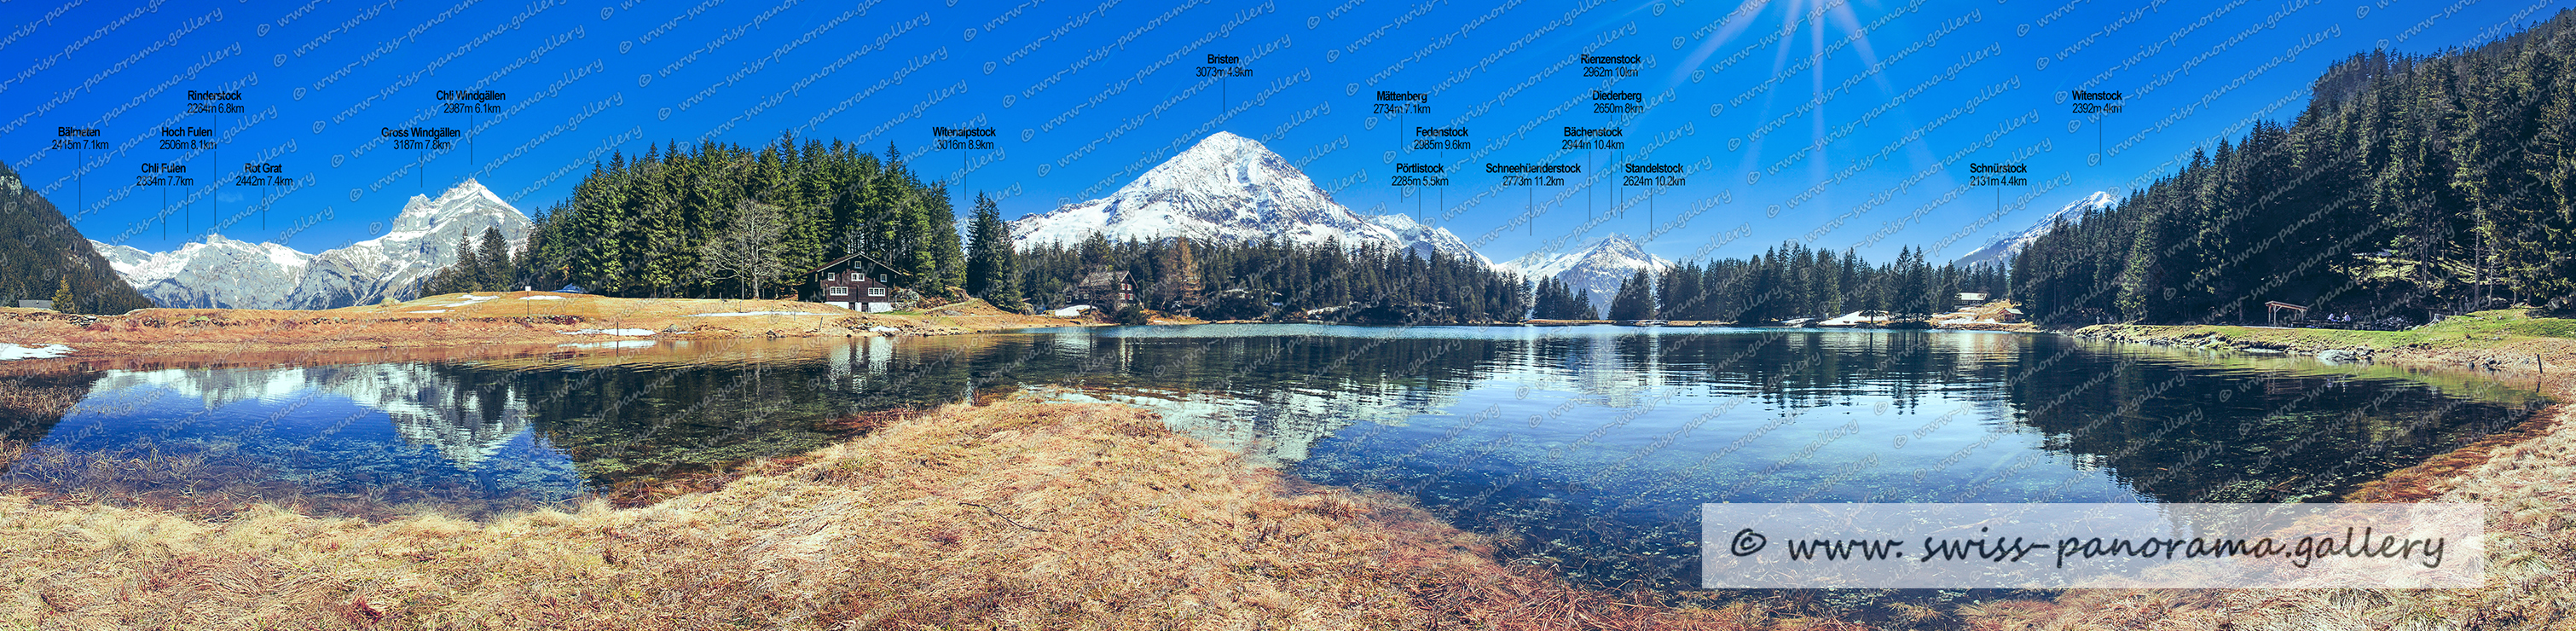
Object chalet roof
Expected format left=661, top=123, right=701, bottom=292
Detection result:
left=1077, top=270, right=1130, bottom=288
left=2264, top=300, right=2310, bottom=312
left=804, top=252, right=905, bottom=277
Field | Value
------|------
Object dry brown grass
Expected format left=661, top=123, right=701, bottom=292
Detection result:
left=0, top=398, right=1862, bottom=630
left=0, top=293, right=1080, bottom=360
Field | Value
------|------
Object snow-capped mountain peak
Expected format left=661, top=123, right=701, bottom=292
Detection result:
left=1507, top=234, right=1673, bottom=311
left=374, top=177, right=513, bottom=246
left=1009, top=132, right=1485, bottom=263
left=1953, top=191, right=2115, bottom=268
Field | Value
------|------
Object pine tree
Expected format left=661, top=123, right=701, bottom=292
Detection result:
left=964, top=193, right=1027, bottom=311
left=449, top=230, right=483, bottom=295
left=964, top=193, right=1008, bottom=297
left=49, top=277, right=76, bottom=314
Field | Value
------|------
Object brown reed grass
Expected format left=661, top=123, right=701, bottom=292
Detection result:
left=0, top=398, right=1863, bottom=630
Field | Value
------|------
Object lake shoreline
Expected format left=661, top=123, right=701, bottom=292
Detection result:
left=1966, top=314, right=2576, bottom=630
left=8, top=315, right=2564, bottom=627
left=2, top=293, right=2057, bottom=364
left=0, top=292, right=1100, bottom=361
left=2065, top=316, right=2575, bottom=502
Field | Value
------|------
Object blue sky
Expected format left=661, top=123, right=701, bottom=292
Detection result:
left=7, top=0, right=2570, bottom=266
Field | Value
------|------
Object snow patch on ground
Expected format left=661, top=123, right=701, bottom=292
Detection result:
left=1051, top=305, right=1097, bottom=317
left=518, top=296, right=566, bottom=301
left=459, top=294, right=498, bottom=302
left=557, top=328, right=656, bottom=336
left=0, top=344, right=72, bottom=360
left=868, top=326, right=900, bottom=333
left=683, top=311, right=813, bottom=317
left=1817, top=311, right=1888, bottom=327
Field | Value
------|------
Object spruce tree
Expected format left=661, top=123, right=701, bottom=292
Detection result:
left=449, top=231, right=483, bottom=295
left=49, top=277, right=76, bottom=314
left=1606, top=270, right=1656, bottom=321
left=964, top=193, right=1027, bottom=311
left=477, top=227, right=512, bottom=291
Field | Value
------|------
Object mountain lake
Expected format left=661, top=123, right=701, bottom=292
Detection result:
left=0, top=325, right=2545, bottom=589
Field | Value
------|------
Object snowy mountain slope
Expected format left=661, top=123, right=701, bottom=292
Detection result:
left=1010, top=132, right=1485, bottom=263
left=89, top=235, right=314, bottom=309
left=93, top=179, right=530, bottom=310
left=289, top=178, right=530, bottom=309
left=1953, top=191, right=2116, bottom=269
left=1504, top=234, right=1672, bottom=312
left=1367, top=213, right=1491, bottom=265
left=92, top=242, right=154, bottom=276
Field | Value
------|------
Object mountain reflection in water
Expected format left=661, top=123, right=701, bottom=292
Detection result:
left=0, top=326, right=2544, bottom=586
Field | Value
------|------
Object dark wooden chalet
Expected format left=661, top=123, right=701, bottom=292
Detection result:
left=1071, top=270, right=1134, bottom=308
left=808, top=252, right=907, bottom=312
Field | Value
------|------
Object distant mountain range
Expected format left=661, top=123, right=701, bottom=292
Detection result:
left=1502, top=234, right=1673, bottom=312
left=1009, top=131, right=1490, bottom=265
left=94, top=179, right=530, bottom=310
left=1953, top=191, right=2116, bottom=269
left=1003, top=131, right=1709, bottom=312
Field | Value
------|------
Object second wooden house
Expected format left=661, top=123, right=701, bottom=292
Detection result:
left=1070, top=270, right=1134, bottom=309
left=807, top=252, right=909, bottom=312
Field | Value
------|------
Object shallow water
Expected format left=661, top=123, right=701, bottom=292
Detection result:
left=0, top=326, right=2544, bottom=586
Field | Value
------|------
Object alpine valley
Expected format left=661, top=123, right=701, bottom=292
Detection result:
left=93, top=179, right=530, bottom=310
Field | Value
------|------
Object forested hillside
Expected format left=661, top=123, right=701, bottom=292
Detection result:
left=2013, top=12, right=2576, bottom=327
left=0, top=159, right=152, bottom=315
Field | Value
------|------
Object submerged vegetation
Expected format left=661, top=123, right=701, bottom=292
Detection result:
left=0, top=400, right=1871, bottom=630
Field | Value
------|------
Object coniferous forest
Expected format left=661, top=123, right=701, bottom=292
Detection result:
left=1614, top=242, right=2008, bottom=325
left=2012, top=15, right=2576, bottom=327
left=1014, top=236, right=1531, bottom=323
left=504, top=134, right=965, bottom=302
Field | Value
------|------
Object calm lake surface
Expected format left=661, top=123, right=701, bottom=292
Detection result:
left=0, top=325, right=2545, bottom=587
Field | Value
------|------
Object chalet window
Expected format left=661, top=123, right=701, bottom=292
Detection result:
left=867, top=287, right=888, bottom=297
left=878, top=274, right=889, bottom=283
left=829, top=287, right=849, bottom=296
